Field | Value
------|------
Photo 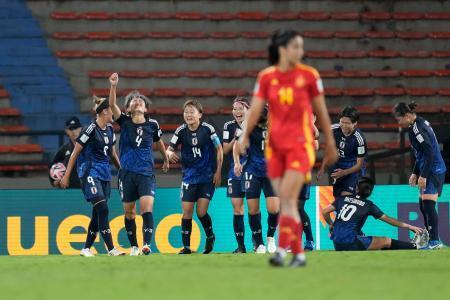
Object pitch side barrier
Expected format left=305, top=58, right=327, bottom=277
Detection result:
left=0, top=185, right=448, bottom=255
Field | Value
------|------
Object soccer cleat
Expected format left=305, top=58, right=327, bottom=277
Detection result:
left=130, top=246, right=141, bottom=256
left=267, top=237, right=276, bottom=254
left=232, top=247, right=247, bottom=254
left=142, top=244, right=152, bottom=255
left=255, top=244, right=266, bottom=254
left=304, top=240, right=315, bottom=251
left=203, top=234, right=215, bottom=254
left=288, top=253, right=307, bottom=268
left=268, top=250, right=286, bottom=267
left=80, top=248, right=95, bottom=257
left=412, top=230, right=429, bottom=249
left=421, top=240, right=443, bottom=250
left=108, top=248, right=125, bottom=256
left=178, top=247, right=192, bottom=254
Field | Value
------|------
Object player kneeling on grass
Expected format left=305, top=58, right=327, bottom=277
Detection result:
left=108, top=73, right=169, bottom=256
left=322, top=177, right=427, bottom=251
left=166, top=99, right=223, bottom=254
left=234, top=105, right=279, bottom=254
left=61, top=96, right=124, bottom=257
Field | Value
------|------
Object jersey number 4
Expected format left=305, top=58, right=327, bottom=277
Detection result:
left=278, top=87, right=294, bottom=105
left=337, top=204, right=357, bottom=221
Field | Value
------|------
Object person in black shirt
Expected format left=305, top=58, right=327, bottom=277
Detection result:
left=49, top=116, right=82, bottom=188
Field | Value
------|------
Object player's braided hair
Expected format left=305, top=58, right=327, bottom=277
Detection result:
left=392, top=102, right=418, bottom=117
left=268, top=29, right=301, bottom=65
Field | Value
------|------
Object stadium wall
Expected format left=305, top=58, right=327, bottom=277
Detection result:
left=0, top=185, right=449, bottom=255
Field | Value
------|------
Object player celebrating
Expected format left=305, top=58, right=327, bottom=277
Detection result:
left=223, top=97, right=249, bottom=253
left=322, top=177, right=427, bottom=251
left=238, top=29, right=338, bottom=267
left=318, top=106, right=367, bottom=197
left=234, top=105, right=279, bottom=254
left=166, top=99, right=223, bottom=254
left=393, top=102, right=446, bottom=249
left=298, top=115, right=320, bottom=251
left=108, top=73, right=169, bottom=256
left=60, top=95, right=124, bottom=257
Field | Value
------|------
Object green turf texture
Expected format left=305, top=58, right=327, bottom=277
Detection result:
left=0, top=249, right=448, bottom=300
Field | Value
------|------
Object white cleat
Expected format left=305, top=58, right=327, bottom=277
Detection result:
left=267, top=237, right=277, bottom=254
left=255, top=244, right=267, bottom=254
left=130, top=246, right=141, bottom=256
left=108, top=248, right=125, bottom=256
left=142, top=244, right=152, bottom=255
left=80, top=248, right=95, bottom=257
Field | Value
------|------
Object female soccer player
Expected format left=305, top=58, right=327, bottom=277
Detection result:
left=233, top=105, right=279, bottom=254
left=322, top=177, right=427, bottom=251
left=318, top=106, right=367, bottom=197
left=393, top=102, right=446, bottom=249
left=60, top=95, right=124, bottom=257
left=108, top=73, right=169, bottom=256
left=223, top=97, right=249, bottom=253
left=238, top=29, right=338, bottom=267
left=298, top=115, right=320, bottom=251
left=166, top=99, right=223, bottom=254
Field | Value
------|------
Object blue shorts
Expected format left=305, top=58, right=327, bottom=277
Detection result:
left=243, top=172, right=275, bottom=199
left=80, top=176, right=111, bottom=203
left=334, top=235, right=373, bottom=251
left=422, top=172, right=445, bottom=196
left=299, top=184, right=310, bottom=200
left=181, top=181, right=215, bottom=202
left=332, top=172, right=358, bottom=197
left=227, top=178, right=245, bottom=198
left=118, top=169, right=156, bottom=203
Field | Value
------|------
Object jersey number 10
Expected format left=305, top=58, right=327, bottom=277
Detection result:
left=337, top=204, right=357, bottom=221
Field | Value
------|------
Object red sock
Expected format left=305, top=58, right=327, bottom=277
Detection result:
left=290, top=222, right=304, bottom=254
left=278, top=215, right=296, bottom=250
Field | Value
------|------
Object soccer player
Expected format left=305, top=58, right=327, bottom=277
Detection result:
left=60, top=96, right=124, bottom=257
left=108, top=73, right=169, bottom=256
left=322, top=177, right=426, bottom=251
left=223, top=97, right=248, bottom=253
left=166, top=99, right=223, bottom=254
left=393, top=102, right=447, bottom=249
left=238, top=29, right=338, bottom=267
left=48, top=116, right=82, bottom=188
left=318, top=106, right=367, bottom=197
left=234, top=105, right=279, bottom=254
left=298, top=115, right=320, bottom=251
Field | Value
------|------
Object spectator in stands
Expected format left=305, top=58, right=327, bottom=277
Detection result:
left=49, top=116, right=82, bottom=188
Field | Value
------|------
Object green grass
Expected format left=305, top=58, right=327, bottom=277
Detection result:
left=0, top=250, right=449, bottom=300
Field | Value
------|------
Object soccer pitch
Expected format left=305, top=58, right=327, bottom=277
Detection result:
left=1, top=250, right=449, bottom=300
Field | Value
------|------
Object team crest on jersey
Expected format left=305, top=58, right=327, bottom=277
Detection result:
left=339, top=141, right=345, bottom=149
left=295, top=77, right=305, bottom=88
left=192, top=137, right=198, bottom=145
left=104, top=136, right=109, bottom=144
left=270, top=78, right=279, bottom=85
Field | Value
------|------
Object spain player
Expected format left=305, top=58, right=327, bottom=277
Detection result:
left=233, top=105, right=279, bottom=254
left=393, top=102, right=447, bottom=249
left=318, top=106, right=367, bottom=197
left=322, top=177, right=426, bottom=251
left=60, top=96, right=124, bottom=256
left=166, top=99, right=223, bottom=254
left=223, top=97, right=249, bottom=253
left=108, top=73, right=169, bottom=256
left=238, top=29, right=338, bottom=267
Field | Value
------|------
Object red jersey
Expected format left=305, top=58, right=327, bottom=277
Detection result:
left=253, top=63, right=323, bottom=149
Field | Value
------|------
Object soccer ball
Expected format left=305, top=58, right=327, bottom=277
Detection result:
left=50, top=162, right=66, bottom=180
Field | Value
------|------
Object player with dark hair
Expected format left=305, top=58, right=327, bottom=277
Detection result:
left=238, top=29, right=338, bottom=267
left=298, top=115, right=320, bottom=251
left=318, top=106, right=367, bottom=197
left=322, top=177, right=427, bottom=251
left=234, top=105, right=279, bottom=254
left=49, top=116, right=82, bottom=188
left=223, top=97, right=249, bottom=253
left=108, top=73, right=169, bottom=256
left=60, top=95, right=124, bottom=257
left=393, top=102, right=446, bottom=249
left=166, top=99, right=223, bottom=254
